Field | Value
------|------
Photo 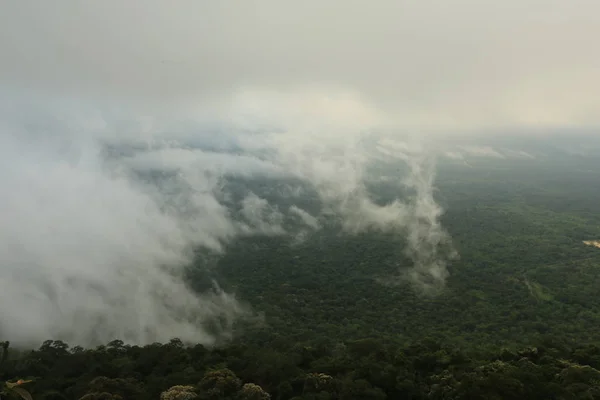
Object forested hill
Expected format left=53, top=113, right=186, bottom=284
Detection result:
left=4, top=338, right=600, bottom=399
left=4, top=154, right=600, bottom=399
left=207, top=155, right=600, bottom=351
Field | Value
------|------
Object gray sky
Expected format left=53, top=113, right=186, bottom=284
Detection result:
left=1, top=0, right=599, bottom=132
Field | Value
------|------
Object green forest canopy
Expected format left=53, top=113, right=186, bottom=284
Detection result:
left=3, top=155, right=600, bottom=399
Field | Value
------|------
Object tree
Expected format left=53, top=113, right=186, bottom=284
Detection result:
left=236, top=383, right=270, bottom=400
left=78, top=377, right=143, bottom=400
left=160, top=385, right=198, bottom=400
left=1, top=343, right=34, bottom=400
left=198, top=369, right=242, bottom=400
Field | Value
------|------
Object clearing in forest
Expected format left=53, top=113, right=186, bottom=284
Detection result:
left=583, top=240, right=600, bottom=249
left=523, top=276, right=553, bottom=302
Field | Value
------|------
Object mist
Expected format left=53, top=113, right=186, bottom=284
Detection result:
left=2, top=1, right=596, bottom=347
left=0, top=89, right=456, bottom=346
left=2, top=0, right=600, bottom=132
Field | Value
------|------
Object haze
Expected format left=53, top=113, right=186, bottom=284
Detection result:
left=2, top=0, right=600, bottom=131
left=0, top=1, right=597, bottom=346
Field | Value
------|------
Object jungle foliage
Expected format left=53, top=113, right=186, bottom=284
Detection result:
left=4, top=155, right=600, bottom=399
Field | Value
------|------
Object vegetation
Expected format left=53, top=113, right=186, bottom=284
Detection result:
left=212, top=156, right=600, bottom=351
left=4, top=155, right=600, bottom=398
left=1, top=341, right=33, bottom=400
left=4, top=338, right=600, bottom=399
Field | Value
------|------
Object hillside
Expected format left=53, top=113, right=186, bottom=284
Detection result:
left=194, top=154, right=600, bottom=352
left=4, top=149, right=600, bottom=399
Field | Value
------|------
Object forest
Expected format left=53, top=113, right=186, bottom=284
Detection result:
left=3, top=153, right=600, bottom=399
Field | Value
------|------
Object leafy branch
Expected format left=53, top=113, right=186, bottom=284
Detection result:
left=0, top=342, right=34, bottom=400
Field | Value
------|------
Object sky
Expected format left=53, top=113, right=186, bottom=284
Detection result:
left=1, top=0, right=599, bottom=132
left=0, top=1, right=597, bottom=346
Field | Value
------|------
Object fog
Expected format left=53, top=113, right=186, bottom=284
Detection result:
left=2, top=0, right=599, bottom=131
left=1, top=1, right=597, bottom=346
left=0, top=89, right=457, bottom=346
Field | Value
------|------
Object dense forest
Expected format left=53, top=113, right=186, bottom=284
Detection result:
left=5, top=337, right=600, bottom=399
left=3, top=153, right=600, bottom=399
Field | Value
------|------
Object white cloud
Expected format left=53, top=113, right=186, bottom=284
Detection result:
left=289, top=206, right=321, bottom=231
left=0, top=89, right=462, bottom=345
left=239, top=193, right=286, bottom=236
left=0, top=129, right=243, bottom=346
left=457, top=145, right=506, bottom=159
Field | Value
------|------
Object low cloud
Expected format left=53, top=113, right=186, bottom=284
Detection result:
left=0, top=88, right=460, bottom=345
left=3, top=0, right=597, bottom=348
left=0, top=127, right=244, bottom=347
left=239, top=193, right=286, bottom=236
left=289, top=206, right=321, bottom=231
left=457, top=145, right=506, bottom=159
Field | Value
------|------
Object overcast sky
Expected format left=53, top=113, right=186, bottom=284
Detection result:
left=1, top=0, right=599, bottom=133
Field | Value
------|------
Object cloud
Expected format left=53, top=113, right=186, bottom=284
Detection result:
left=11, top=0, right=597, bottom=344
left=400, top=152, right=457, bottom=290
left=289, top=206, right=321, bottom=231
left=440, top=145, right=539, bottom=162
left=499, top=149, right=536, bottom=160
left=0, top=126, right=245, bottom=347
left=0, top=86, right=461, bottom=346
left=123, top=147, right=287, bottom=179
left=2, top=0, right=600, bottom=131
left=239, top=193, right=286, bottom=236
left=457, top=145, right=506, bottom=159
